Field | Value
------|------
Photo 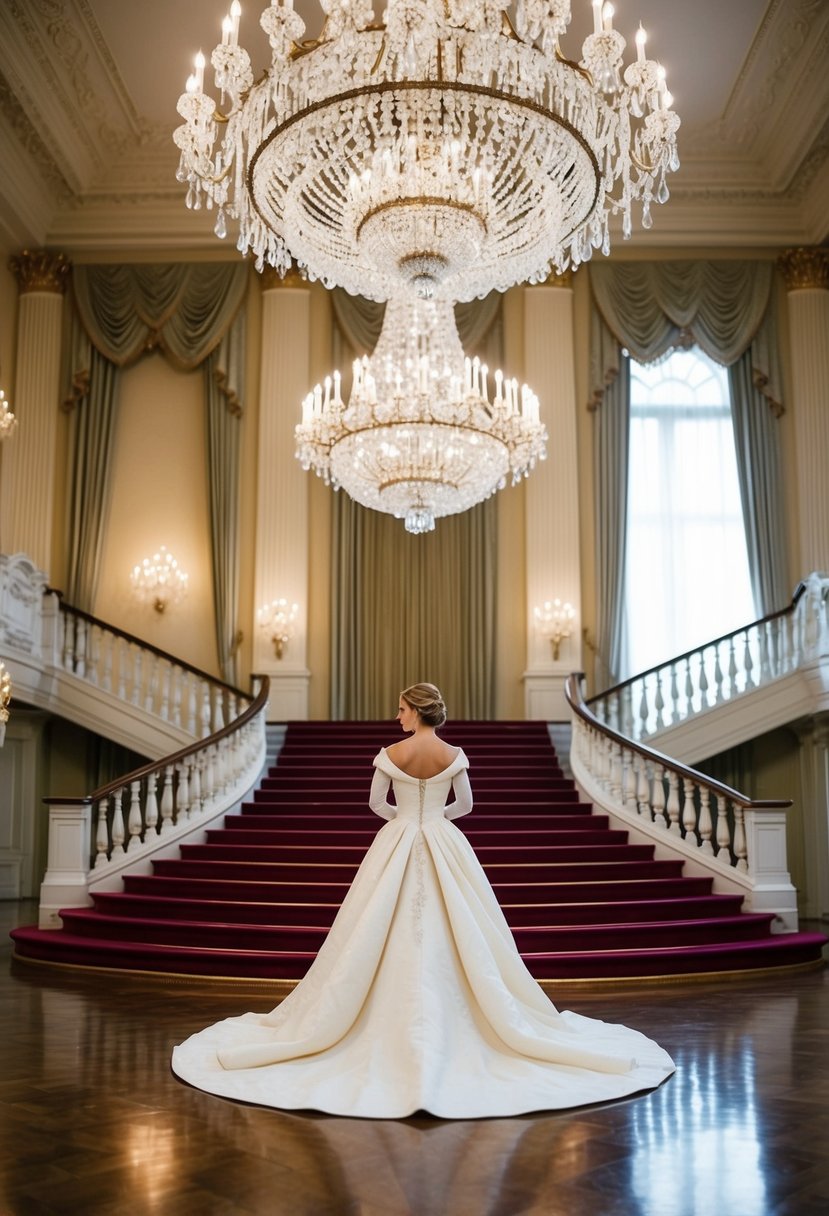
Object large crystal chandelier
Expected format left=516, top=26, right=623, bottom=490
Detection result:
left=174, top=1, right=680, bottom=301
left=295, top=297, right=547, bottom=533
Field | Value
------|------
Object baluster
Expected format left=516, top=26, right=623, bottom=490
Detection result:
left=651, top=763, right=667, bottom=829
left=681, top=777, right=697, bottom=843
left=621, top=686, right=634, bottom=737
left=101, top=631, right=114, bottom=693
left=87, top=624, right=100, bottom=685
left=190, top=755, right=203, bottom=817
left=177, top=758, right=192, bottom=823
left=608, top=695, right=619, bottom=732
left=213, top=687, right=226, bottom=732
left=110, top=788, right=126, bottom=857
left=713, top=643, right=724, bottom=704
left=62, top=612, right=75, bottom=671
left=202, top=687, right=212, bottom=738
left=160, top=662, right=171, bottom=722
left=684, top=656, right=694, bottom=717
left=187, top=677, right=198, bottom=735
left=202, top=746, right=216, bottom=807
left=743, top=631, right=754, bottom=690
left=637, top=682, right=650, bottom=742
left=229, top=692, right=238, bottom=722
left=116, top=637, right=127, bottom=701
left=758, top=621, right=771, bottom=683
left=125, top=780, right=143, bottom=852
left=654, top=673, right=665, bottom=731
left=665, top=770, right=681, bottom=835
left=733, top=806, right=748, bottom=873
left=727, top=637, right=738, bottom=699
left=623, top=748, right=638, bottom=813
left=159, top=766, right=175, bottom=834
left=145, top=654, right=159, bottom=713
left=144, top=773, right=159, bottom=837
left=171, top=667, right=183, bottom=728
left=75, top=617, right=87, bottom=678
left=131, top=647, right=142, bottom=706
left=698, top=648, right=709, bottom=709
left=93, top=796, right=110, bottom=868
left=669, top=663, right=680, bottom=724
left=608, top=741, right=622, bottom=800
left=636, top=756, right=650, bottom=819
left=698, top=788, right=714, bottom=855
left=715, top=795, right=733, bottom=861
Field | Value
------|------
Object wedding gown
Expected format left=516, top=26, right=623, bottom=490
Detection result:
left=172, top=748, right=675, bottom=1118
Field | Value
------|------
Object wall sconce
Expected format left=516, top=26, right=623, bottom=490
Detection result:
left=257, top=599, right=299, bottom=659
left=0, top=660, right=11, bottom=746
left=130, top=547, right=189, bottom=614
left=0, top=389, right=17, bottom=440
left=534, top=599, right=576, bottom=661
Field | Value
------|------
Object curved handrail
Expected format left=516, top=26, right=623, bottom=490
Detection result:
left=567, top=673, right=790, bottom=813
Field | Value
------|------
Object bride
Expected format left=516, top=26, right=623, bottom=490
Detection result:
left=172, top=683, right=675, bottom=1118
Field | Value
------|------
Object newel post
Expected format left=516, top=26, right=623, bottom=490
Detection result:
left=742, top=807, right=798, bottom=931
left=38, top=798, right=93, bottom=928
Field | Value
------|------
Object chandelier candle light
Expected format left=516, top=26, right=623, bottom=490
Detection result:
left=296, top=298, right=547, bottom=533
left=174, top=1, right=680, bottom=298
left=0, top=660, right=11, bottom=746
left=130, top=548, right=189, bottom=614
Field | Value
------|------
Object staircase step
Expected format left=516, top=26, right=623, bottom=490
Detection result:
left=185, top=842, right=656, bottom=864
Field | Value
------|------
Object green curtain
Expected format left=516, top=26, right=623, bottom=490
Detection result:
left=329, top=291, right=502, bottom=720
left=65, top=264, right=248, bottom=681
left=588, top=260, right=789, bottom=648
left=331, top=495, right=497, bottom=720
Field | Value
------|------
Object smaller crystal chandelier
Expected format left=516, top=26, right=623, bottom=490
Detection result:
left=535, top=598, right=576, bottom=660
left=130, top=548, right=189, bottom=614
left=257, top=599, right=299, bottom=659
left=0, top=389, right=16, bottom=440
left=295, top=298, right=547, bottom=533
left=0, top=660, right=11, bottom=746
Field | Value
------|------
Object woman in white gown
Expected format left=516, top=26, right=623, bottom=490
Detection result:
left=172, top=683, right=675, bottom=1118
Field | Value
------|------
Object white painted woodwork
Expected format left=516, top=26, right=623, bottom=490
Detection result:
left=784, top=286, right=829, bottom=573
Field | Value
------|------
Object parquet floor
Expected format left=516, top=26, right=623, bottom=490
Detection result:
left=2, top=899, right=828, bottom=1216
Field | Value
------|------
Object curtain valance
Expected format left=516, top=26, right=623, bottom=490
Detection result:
left=589, top=260, right=782, bottom=414
left=72, top=263, right=249, bottom=371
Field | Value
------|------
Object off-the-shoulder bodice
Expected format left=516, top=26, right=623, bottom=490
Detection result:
left=370, top=747, right=471, bottom=822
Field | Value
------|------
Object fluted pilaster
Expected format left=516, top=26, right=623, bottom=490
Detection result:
left=0, top=251, right=70, bottom=573
left=522, top=274, right=581, bottom=720
left=779, top=248, right=829, bottom=573
left=253, top=270, right=311, bottom=719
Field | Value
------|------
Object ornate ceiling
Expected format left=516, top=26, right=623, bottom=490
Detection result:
left=0, top=0, right=826, bottom=257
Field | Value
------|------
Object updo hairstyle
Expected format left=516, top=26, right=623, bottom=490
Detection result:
left=400, top=682, right=447, bottom=728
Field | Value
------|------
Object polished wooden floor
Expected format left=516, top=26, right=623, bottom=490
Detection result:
left=2, top=899, right=828, bottom=1216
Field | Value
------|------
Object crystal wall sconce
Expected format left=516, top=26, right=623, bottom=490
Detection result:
left=0, top=389, right=17, bottom=440
left=257, top=599, right=299, bottom=659
left=534, top=599, right=576, bottom=661
left=130, top=547, right=189, bottom=614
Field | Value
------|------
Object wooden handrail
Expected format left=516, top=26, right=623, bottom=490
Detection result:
left=50, top=589, right=249, bottom=700
left=566, top=672, right=791, bottom=812
left=591, top=582, right=808, bottom=704
left=44, top=676, right=270, bottom=807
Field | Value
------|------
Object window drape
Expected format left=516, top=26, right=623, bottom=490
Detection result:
left=65, top=264, right=248, bottom=683
left=588, top=260, right=788, bottom=684
left=329, top=291, right=502, bottom=720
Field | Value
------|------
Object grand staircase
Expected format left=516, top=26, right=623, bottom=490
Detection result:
left=12, top=720, right=826, bottom=983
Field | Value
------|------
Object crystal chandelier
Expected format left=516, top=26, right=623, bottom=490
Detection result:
left=130, top=547, right=189, bottom=614
left=295, top=297, right=547, bottom=533
left=0, top=389, right=16, bottom=440
left=174, top=1, right=680, bottom=302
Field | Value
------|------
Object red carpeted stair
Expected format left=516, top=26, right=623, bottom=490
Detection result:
left=11, top=721, right=827, bottom=981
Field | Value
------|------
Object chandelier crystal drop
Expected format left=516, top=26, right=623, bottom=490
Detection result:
left=295, top=298, right=547, bottom=533
left=174, top=0, right=680, bottom=301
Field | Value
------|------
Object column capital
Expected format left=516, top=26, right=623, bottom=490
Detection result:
left=259, top=265, right=308, bottom=292
left=778, top=247, right=829, bottom=292
left=8, top=249, right=71, bottom=295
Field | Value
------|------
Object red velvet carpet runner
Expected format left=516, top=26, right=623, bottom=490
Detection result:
left=12, top=721, right=826, bottom=981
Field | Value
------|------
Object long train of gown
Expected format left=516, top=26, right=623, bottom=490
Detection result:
left=172, top=749, right=675, bottom=1118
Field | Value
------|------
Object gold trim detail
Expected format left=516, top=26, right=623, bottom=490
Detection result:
left=9, top=249, right=71, bottom=295
left=778, top=247, right=829, bottom=292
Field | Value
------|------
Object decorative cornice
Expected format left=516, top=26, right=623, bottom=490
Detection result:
left=9, top=250, right=71, bottom=294
left=260, top=265, right=308, bottom=292
left=0, top=68, right=73, bottom=202
left=778, top=247, right=829, bottom=291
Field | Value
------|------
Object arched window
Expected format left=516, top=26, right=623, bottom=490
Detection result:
left=623, top=347, right=756, bottom=676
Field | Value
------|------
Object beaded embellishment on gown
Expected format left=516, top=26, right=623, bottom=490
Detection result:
left=172, top=749, right=675, bottom=1118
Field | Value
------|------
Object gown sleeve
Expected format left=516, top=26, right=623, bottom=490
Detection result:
left=444, top=768, right=473, bottom=820
left=368, top=767, right=397, bottom=820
